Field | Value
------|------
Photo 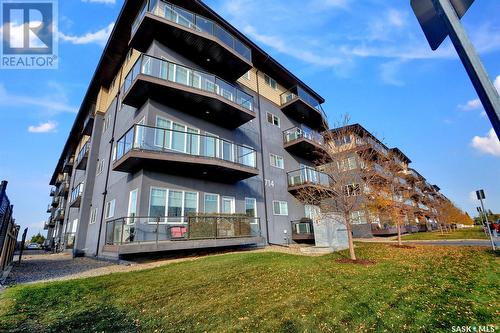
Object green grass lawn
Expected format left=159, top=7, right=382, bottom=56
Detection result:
left=402, top=226, right=489, bottom=240
left=1, top=244, right=498, bottom=332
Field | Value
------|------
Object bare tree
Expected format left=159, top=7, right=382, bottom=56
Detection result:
left=293, top=116, right=380, bottom=261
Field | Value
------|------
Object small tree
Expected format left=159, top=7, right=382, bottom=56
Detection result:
left=294, top=116, right=379, bottom=261
left=31, top=233, right=46, bottom=245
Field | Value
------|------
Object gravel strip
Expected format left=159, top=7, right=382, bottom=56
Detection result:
left=4, top=246, right=322, bottom=286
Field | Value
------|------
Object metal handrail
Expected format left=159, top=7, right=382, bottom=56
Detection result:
left=76, top=141, right=90, bottom=165
left=132, top=0, right=252, bottom=62
left=114, top=124, right=258, bottom=169
left=105, top=215, right=261, bottom=245
left=283, top=125, right=324, bottom=146
left=280, top=86, right=327, bottom=120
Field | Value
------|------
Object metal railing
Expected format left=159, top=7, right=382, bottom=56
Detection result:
left=76, top=141, right=90, bottom=166
left=283, top=125, right=324, bottom=146
left=132, top=0, right=252, bottom=62
left=280, top=86, right=327, bottom=119
left=70, top=183, right=84, bottom=204
left=114, top=124, right=257, bottom=169
left=287, top=167, right=331, bottom=187
left=123, top=54, right=254, bottom=112
left=105, top=215, right=260, bottom=246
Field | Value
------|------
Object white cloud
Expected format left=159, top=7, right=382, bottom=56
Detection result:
left=471, top=129, right=500, bottom=157
left=387, top=9, right=406, bottom=28
left=59, top=23, right=114, bottom=46
left=82, top=0, right=115, bottom=4
left=28, top=121, right=57, bottom=133
left=0, top=82, right=77, bottom=115
left=380, top=60, right=406, bottom=86
left=494, top=75, right=500, bottom=93
left=459, top=98, right=482, bottom=111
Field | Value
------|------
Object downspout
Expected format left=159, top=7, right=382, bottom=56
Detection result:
left=95, top=68, right=123, bottom=259
left=255, top=67, right=271, bottom=244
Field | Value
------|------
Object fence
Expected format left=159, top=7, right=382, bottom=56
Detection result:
left=0, top=181, right=19, bottom=274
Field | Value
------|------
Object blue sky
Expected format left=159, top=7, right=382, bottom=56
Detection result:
left=0, top=0, right=499, bottom=238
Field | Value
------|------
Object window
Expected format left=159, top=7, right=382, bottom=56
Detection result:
left=270, top=153, right=284, bottom=169
left=351, top=211, right=367, bottom=224
left=155, top=117, right=171, bottom=148
left=150, top=188, right=166, bottom=217
left=149, top=188, right=199, bottom=223
left=273, top=201, right=288, bottom=216
left=96, top=159, right=104, bottom=175
left=338, top=156, right=357, bottom=171
left=243, top=71, right=251, bottom=80
left=264, top=74, right=277, bottom=90
left=295, top=223, right=311, bottom=234
left=105, top=200, right=116, bottom=219
left=184, top=192, right=198, bottom=217
left=103, top=114, right=111, bottom=133
left=222, top=197, right=235, bottom=214
left=245, top=198, right=257, bottom=218
left=204, top=193, right=219, bottom=214
left=334, top=135, right=352, bottom=147
left=127, top=189, right=138, bottom=217
left=267, top=112, right=280, bottom=127
left=344, top=184, right=361, bottom=197
left=89, top=208, right=97, bottom=224
left=71, top=219, right=78, bottom=233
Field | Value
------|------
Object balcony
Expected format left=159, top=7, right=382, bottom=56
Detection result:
left=54, top=209, right=65, bottom=222
left=122, top=54, right=255, bottom=129
left=369, top=163, right=392, bottom=180
left=280, top=86, right=328, bottom=131
left=283, top=126, right=328, bottom=163
left=104, top=215, right=263, bottom=255
left=56, top=182, right=69, bottom=198
left=63, top=156, right=74, bottom=173
left=130, top=0, right=252, bottom=81
left=51, top=196, right=60, bottom=207
left=76, top=141, right=90, bottom=170
left=291, top=219, right=315, bottom=242
left=54, top=174, right=64, bottom=186
left=82, top=112, right=95, bottom=136
left=113, top=124, right=259, bottom=183
left=49, top=187, right=56, bottom=197
left=287, top=167, right=334, bottom=203
left=46, top=204, right=53, bottom=213
left=70, top=183, right=84, bottom=208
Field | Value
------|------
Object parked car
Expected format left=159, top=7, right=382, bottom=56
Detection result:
left=27, top=243, right=41, bottom=250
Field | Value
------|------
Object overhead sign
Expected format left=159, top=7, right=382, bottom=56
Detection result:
left=476, top=189, right=485, bottom=200
left=411, top=0, right=474, bottom=50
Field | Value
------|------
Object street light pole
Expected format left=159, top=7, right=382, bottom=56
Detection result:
left=431, top=0, right=500, bottom=137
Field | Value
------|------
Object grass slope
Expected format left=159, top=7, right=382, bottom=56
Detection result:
left=402, top=227, right=489, bottom=240
left=0, top=244, right=498, bottom=332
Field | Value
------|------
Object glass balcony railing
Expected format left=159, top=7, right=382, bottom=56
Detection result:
left=132, top=0, right=252, bottom=62
left=123, top=54, right=254, bottom=112
left=114, top=124, right=257, bottom=169
left=280, top=86, right=327, bottom=119
left=76, top=141, right=90, bottom=166
left=105, top=215, right=260, bottom=245
left=70, top=183, right=84, bottom=203
left=287, top=167, right=330, bottom=187
left=283, top=125, right=324, bottom=146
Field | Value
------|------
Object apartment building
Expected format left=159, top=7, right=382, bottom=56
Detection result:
left=329, top=124, right=446, bottom=238
left=45, top=0, right=330, bottom=258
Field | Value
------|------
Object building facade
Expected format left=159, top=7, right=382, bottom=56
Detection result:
left=328, top=124, right=447, bottom=238
left=45, top=0, right=330, bottom=258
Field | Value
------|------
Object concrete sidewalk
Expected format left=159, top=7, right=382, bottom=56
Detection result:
left=354, top=238, right=498, bottom=247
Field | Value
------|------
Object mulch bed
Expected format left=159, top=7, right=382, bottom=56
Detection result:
left=390, top=245, right=416, bottom=249
left=336, top=258, right=376, bottom=266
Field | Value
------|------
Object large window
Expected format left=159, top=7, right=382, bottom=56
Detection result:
left=155, top=117, right=171, bottom=147
left=245, top=198, right=257, bottom=217
left=334, top=135, right=352, bottom=147
left=222, top=197, right=235, bottom=214
left=305, top=205, right=320, bottom=220
left=154, top=116, right=200, bottom=155
left=149, top=188, right=199, bottom=223
left=105, top=200, right=115, bottom=219
left=204, top=193, right=219, bottom=214
left=264, top=74, right=277, bottom=90
left=270, top=153, right=284, bottom=169
left=273, top=201, right=288, bottom=216
left=351, top=211, right=367, bottom=224
left=127, top=189, right=138, bottom=217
